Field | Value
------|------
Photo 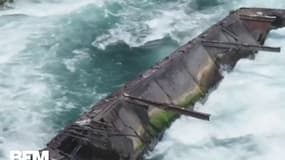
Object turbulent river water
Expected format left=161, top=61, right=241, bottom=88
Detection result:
left=0, top=0, right=285, bottom=160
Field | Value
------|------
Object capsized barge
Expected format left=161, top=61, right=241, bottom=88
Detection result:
left=45, top=8, right=285, bottom=160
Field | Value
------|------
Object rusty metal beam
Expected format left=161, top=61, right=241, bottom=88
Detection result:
left=239, top=14, right=277, bottom=23
left=222, top=27, right=239, bottom=41
left=201, top=40, right=281, bottom=52
left=122, top=93, right=210, bottom=121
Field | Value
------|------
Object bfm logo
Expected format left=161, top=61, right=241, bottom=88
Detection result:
left=10, top=151, right=49, bottom=160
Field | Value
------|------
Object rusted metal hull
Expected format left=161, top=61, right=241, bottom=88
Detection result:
left=45, top=8, right=285, bottom=160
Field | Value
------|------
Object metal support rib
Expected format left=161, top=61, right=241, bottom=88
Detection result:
left=201, top=40, right=281, bottom=52
left=239, top=14, right=277, bottom=23
left=122, top=93, right=210, bottom=121
left=222, top=27, right=239, bottom=41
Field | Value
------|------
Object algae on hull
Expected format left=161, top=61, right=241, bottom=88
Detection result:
left=148, top=87, right=204, bottom=133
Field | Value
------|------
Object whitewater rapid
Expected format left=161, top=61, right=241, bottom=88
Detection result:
left=0, top=0, right=285, bottom=160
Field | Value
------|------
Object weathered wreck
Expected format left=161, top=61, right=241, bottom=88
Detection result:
left=45, top=8, right=285, bottom=160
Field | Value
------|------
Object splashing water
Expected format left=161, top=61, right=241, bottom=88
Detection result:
left=0, top=0, right=284, bottom=160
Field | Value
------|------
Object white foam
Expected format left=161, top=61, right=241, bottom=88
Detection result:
left=63, top=49, right=90, bottom=73
left=92, top=0, right=228, bottom=49
left=0, top=0, right=104, bottom=17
